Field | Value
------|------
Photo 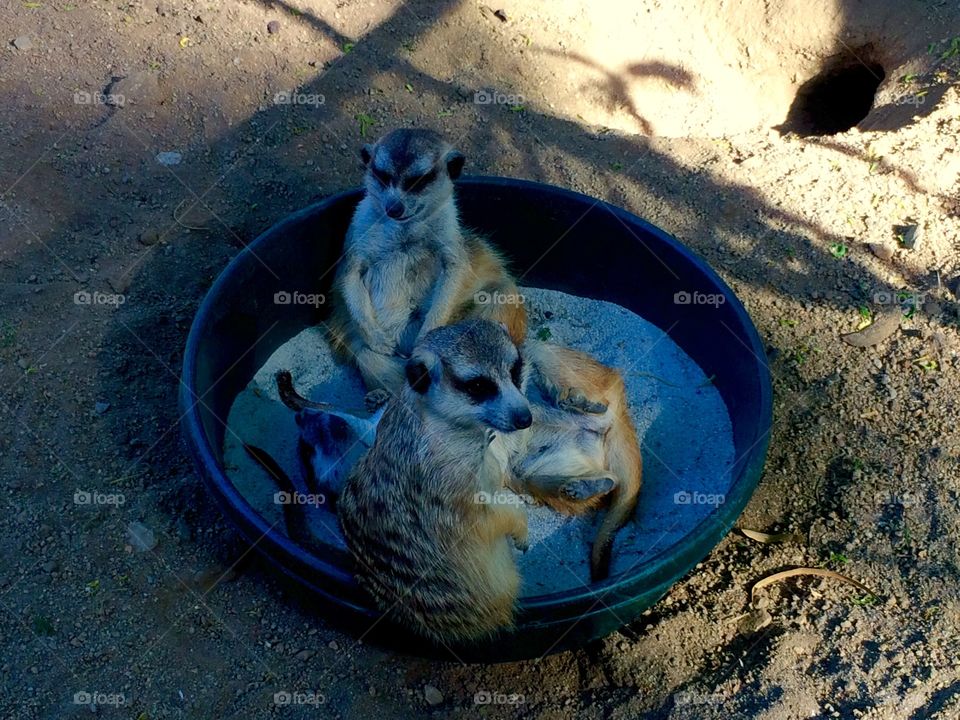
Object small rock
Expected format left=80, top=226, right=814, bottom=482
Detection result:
left=12, top=36, right=34, bottom=51
left=42, top=560, right=59, bottom=573
left=27, top=274, right=38, bottom=283
left=328, top=640, right=339, bottom=650
left=423, top=684, right=443, bottom=706
left=267, top=20, right=280, bottom=34
left=867, top=243, right=894, bottom=261
left=127, top=521, right=157, bottom=552
left=295, top=649, right=315, bottom=661
left=94, top=401, right=110, bottom=415
left=139, top=229, right=161, bottom=246
left=156, top=151, right=182, bottom=166
left=923, top=300, right=941, bottom=316
left=738, top=608, right=772, bottom=634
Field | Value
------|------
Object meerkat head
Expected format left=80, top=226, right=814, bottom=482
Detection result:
left=403, top=320, right=532, bottom=434
left=359, top=128, right=465, bottom=223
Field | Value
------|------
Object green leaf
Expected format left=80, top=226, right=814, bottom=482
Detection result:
left=828, top=242, right=848, bottom=259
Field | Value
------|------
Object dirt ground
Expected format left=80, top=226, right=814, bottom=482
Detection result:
left=2, top=1, right=960, bottom=718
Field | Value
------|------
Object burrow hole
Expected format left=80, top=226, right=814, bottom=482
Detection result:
left=781, top=46, right=885, bottom=136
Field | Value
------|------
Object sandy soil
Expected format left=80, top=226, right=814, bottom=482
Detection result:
left=1, top=1, right=959, bottom=718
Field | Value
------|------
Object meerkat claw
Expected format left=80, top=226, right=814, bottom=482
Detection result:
left=363, top=388, right=392, bottom=413
left=559, top=388, right=608, bottom=415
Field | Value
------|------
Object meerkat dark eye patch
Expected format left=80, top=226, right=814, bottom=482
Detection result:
left=452, top=375, right=499, bottom=403
left=445, top=150, right=465, bottom=180
left=510, top=357, right=523, bottom=388
left=400, top=168, right=438, bottom=193
left=405, top=360, right=431, bottom=394
left=371, top=167, right=393, bottom=186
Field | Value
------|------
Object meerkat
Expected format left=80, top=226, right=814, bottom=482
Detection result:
left=284, top=338, right=641, bottom=582
left=503, top=340, right=642, bottom=580
left=327, top=128, right=526, bottom=393
left=337, top=320, right=532, bottom=643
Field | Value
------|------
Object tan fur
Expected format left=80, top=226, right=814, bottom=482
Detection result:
left=327, top=232, right=526, bottom=391
left=507, top=342, right=643, bottom=579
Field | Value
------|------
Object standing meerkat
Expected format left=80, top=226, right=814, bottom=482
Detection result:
left=337, top=320, right=532, bottom=642
left=327, top=128, right=526, bottom=393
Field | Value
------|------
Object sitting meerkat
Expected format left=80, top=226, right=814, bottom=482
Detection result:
left=337, top=320, right=531, bottom=643
left=327, top=128, right=526, bottom=393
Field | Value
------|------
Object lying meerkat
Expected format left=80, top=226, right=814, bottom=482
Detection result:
left=327, top=128, right=526, bottom=393
left=504, top=340, right=642, bottom=580
left=279, top=335, right=641, bottom=581
left=337, top=320, right=531, bottom=642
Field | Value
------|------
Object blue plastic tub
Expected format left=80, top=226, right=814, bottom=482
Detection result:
left=180, top=177, right=772, bottom=662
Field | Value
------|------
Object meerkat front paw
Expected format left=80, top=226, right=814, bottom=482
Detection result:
left=364, top=388, right=392, bottom=413
left=558, top=388, right=608, bottom=415
left=560, top=476, right=616, bottom=502
left=512, top=532, right=530, bottom=552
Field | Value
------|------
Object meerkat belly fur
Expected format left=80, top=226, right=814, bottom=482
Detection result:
left=337, top=320, right=532, bottom=642
left=328, top=128, right=526, bottom=393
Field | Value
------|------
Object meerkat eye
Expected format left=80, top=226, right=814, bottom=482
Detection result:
left=371, top=168, right=392, bottom=186
left=453, top=375, right=499, bottom=403
left=510, top=357, right=523, bottom=388
left=400, top=168, right=437, bottom=193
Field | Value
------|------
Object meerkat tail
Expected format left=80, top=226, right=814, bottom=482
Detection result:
left=276, top=370, right=332, bottom=411
left=242, top=443, right=327, bottom=554
left=590, top=400, right=643, bottom=581
left=460, top=235, right=528, bottom=345
left=276, top=369, right=370, bottom=417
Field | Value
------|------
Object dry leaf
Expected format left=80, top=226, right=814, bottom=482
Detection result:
left=750, top=567, right=876, bottom=606
left=840, top=312, right=900, bottom=347
left=739, top=528, right=804, bottom=544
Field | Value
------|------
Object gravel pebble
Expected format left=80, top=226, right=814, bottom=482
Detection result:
left=424, top=684, right=443, bottom=706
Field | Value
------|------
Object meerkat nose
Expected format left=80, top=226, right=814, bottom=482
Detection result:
left=385, top=200, right=405, bottom=219
left=511, top=407, right=533, bottom=430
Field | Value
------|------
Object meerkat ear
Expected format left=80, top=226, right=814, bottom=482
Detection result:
left=445, top=150, right=465, bottom=180
left=405, top=351, right=438, bottom=394
left=360, top=144, right=374, bottom=166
